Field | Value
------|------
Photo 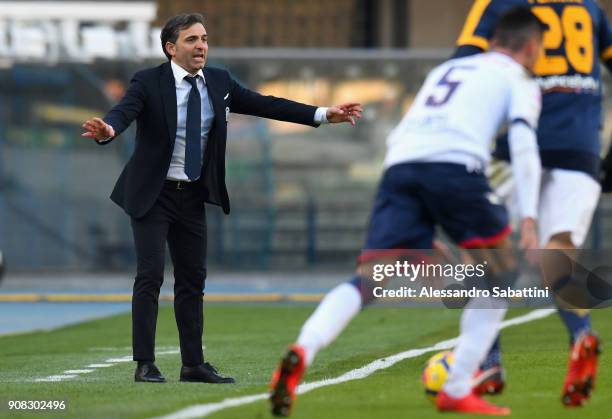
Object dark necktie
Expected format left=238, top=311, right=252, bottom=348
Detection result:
left=184, top=75, right=201, bottom=180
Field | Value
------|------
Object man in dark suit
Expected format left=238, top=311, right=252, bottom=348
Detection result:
left=81, top=13, right=362, bottom=384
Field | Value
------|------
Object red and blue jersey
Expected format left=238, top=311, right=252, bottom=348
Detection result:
left=454, top=0, right=612, bottom=178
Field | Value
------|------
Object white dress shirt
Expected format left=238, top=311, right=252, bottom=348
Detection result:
left=167, top=60, right=215, bottom=181
left=168, top=61, right=329, bottom=181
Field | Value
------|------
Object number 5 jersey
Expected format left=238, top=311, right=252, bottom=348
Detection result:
left=454, top=0, right=612, bottom=179
left=384, top=52, right=541, bottom=170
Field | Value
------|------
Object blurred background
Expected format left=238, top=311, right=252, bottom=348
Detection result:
left=1, top=0, right=612, bottom=279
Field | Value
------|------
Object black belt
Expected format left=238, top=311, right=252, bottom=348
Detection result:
left=165, top=179, right=199, bottom=190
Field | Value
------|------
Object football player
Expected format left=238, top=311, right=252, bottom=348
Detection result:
left=454, top=0, right=609, bottom=406
left=270, top=8, right=544, bottom=416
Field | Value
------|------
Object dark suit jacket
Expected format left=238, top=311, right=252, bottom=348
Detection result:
left=101, top=61, right=318, bottom=218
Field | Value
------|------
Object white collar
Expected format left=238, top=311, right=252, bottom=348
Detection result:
left=488, top=51, right=523, bottom=69
left=170, top=60, right=206, bottom=85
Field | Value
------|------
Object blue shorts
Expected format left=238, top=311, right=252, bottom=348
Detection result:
left=363, top=162, right=510, bottom=252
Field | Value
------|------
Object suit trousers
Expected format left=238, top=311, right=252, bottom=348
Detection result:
left=130, top=180, right=207, bottom=366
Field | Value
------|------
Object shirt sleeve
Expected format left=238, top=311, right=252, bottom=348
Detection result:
left=452, top=44, right=486, bottom=59
left=455, top=0, right=500, bottom=51
left=507, top=76, right=542, bottom=220
left=508, top=76, right=541, bottom=131
left=314, top=107, right=329, bottom=124
left=508, top=122, right=541, bottom=220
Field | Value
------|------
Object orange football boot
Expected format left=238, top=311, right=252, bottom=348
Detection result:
left=561, top=332, right=601, bottom=407
left=270, top=345, right=306, bottom=417
left=437, top=390, right=511, bottom=416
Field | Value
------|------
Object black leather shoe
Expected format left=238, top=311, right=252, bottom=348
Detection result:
left=180, top=362, right=235, bottom=383
left=134, top=363, right=166, bottom=383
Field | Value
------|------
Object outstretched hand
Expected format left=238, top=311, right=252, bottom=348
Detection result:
left=326, top=103, right=363, bottom=126
left=81, top=117, right=115, bottom=141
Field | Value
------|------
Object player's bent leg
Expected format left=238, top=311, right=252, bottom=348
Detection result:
left=296, top=279, right=364, bottom=367
left=472, top=246, right=519, bottom=396
left=270, top=270, right=376, bottom=417
left=439, top=296, right=509, bottom=415
left=472, top=247, right=519, bottom=396
left=269, top=280, right=362, bottom=417
left=269, top=252, right=410, bottom=416
left=549, top=263, right=600, bottom=407
left=542, top=232, right=601, bottom=407
left=440, top=238, right=515, bottom=414
left=544, top=233, right=592, bottom=342
left=462, top=242, right=515, bottom=397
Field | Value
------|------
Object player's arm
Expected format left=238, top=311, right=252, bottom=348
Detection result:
left=509, top=118, right=540, bottom=213
left=452, top=0, right=502, bottom=58
left=508, top=79, right=542, bottom=250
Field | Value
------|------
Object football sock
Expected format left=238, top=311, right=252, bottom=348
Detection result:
left=444, top=297, right=507, bottom=398
left=557, top=307, right=591, bottom=345
left=297, top=280, right=362, bottom=367
left=349, top=275, right=377, bottom=306
left=479, top=335, right=502, bottom=370
left=553, top=275, right=592, bottom=344
left=477, top=268, right=517, bottom=372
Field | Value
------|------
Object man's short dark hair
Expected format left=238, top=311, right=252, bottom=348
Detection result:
left=492, top=7, right=546, bottom=52
left=160, top=13, right=206, bottom=60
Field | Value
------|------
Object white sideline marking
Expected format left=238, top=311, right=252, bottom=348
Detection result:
left=35, top=375, right=77, bottom=382
left=157, top=308, right=555, bottom=419
left=105, top=356, right=133, bottom=363
left=157, top=349, right=180, bottom=356
left=88, top=347, right=132, bottom=352
left=34, top=348, right=181, bottom=382
left=88, top=346, right=180, bottom=352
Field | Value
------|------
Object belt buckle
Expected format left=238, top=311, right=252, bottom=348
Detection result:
left=176, top=181, right=184, bottom=190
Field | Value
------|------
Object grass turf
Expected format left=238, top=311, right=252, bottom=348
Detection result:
left=0, top=305, right=609, bottom=419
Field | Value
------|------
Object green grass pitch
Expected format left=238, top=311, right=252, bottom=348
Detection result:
left=0, top=305, right=609, bottom=418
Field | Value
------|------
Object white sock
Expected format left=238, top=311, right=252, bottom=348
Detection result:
left=444, top=297, right=508, bottom=398
left=297, top=282, right=362, bottom=367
